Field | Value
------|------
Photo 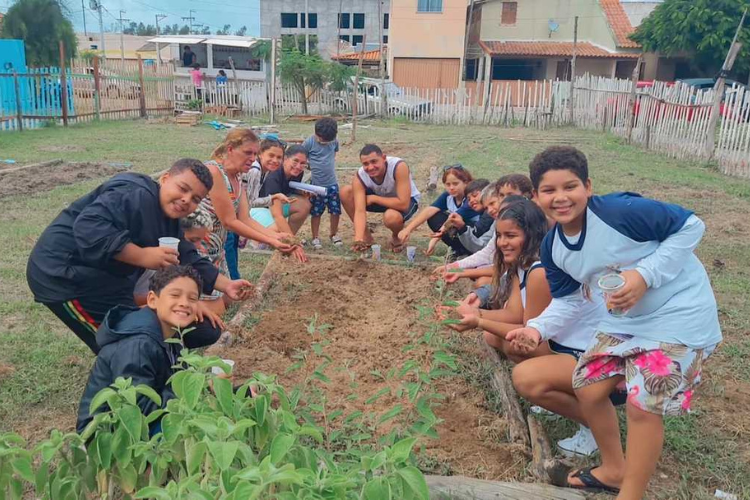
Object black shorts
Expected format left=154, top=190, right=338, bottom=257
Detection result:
left=365, top=195, right=419, bottom=222
left=549, top=340, right=627, bottom=406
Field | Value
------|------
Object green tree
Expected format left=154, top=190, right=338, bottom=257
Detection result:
left=632, top=0, right=750, bottom=76
left=278, top=48, right=354, bottom=114
left=216, top=24, right=232, bottom=35
left=0, top=0, right=77, bottom=66
left=178, top=25, right=191, bottom=35
left=200, top=25, right=211, bottom=35
left=235, top=25, right=247, bottom=36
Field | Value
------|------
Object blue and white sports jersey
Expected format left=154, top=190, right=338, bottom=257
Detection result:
left=527, top=192, right=721, bottom=349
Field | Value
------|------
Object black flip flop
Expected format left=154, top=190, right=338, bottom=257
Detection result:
left=567, top=467, right=620, bottom=495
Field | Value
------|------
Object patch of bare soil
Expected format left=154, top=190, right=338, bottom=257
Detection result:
left=37, top=145, right=87, bottom=153
left=0, top=362, right=15, bottom=381
left=0, top=161, right=132, bottom=198
left=228, top=257, right=524, bottom=480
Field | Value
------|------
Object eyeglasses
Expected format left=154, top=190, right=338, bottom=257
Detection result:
left=443, top=164, right=465, bottom=171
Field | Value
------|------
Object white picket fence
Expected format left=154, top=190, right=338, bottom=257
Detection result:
left=172, top=74, right=750, bottom=179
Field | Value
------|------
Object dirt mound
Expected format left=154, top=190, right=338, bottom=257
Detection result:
left=226, top=257, right=523, bottom=480
left=0, top=161, right=132, bottom=198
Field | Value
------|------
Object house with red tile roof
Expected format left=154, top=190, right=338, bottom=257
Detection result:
left=465, top=0, right=674, bottom=84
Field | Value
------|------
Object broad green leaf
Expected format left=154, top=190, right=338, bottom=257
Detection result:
left=118, top=405, right=143, bottom=441
left=231, top=418, right=257, bottom=437
left=311, top=371, right=331, bottom=384
left=122, top=387, right=138, bottom=406
left=34, top=462, right=49, bottom=492
left=160, top=414, right=184, bottom=443
left=269, top=434, right=295, bottom=464
left=231, top=481, right=258, bottom=500
left=134, top=486, right=173, bottom=500
left=88, top=388, right=117, bottom=414
left=390, top=438, right=418, bottom=464
left=298, top=424, right=323, bottom=443
left=397, top=466, right=429, bottom=500
left=254, top=395, right=268, bottom=427
left=207, top=441, right=239, bottom=471
left=186, top=442, right=207, bottom=475
left=213, top=376, right=234, bottom=417
left=11, top=457, right=34, bottom=482
left=377, top=405, right=403, bottom=425
left=362, top=478, right=390, bottom=500
left=181, top=372, right=206, bottom=409
left=95, top=431, right=113, bottom=469
left=344, top=410, right=363, bottom=424
left=134, top=385, right=162, bottom=406
left=118, top=463, right=138, bottom=494
left=10, top=478, right=22, bottom=500
left=440, top=319, right=462, bottom=325
left=112, top=425, right=132, bottom=467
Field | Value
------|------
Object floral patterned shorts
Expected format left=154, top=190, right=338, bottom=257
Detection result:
left=572, top=332, right=717, bottom=416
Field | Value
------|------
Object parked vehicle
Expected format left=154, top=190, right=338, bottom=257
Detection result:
left=335, top=77, right=432, bottom=117
left=678, top=78, right=750, bottom=121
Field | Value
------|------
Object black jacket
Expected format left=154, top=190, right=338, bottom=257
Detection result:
left=27, top=173, right=219, bottom=305
left=76, top=306, right=180, bottom=433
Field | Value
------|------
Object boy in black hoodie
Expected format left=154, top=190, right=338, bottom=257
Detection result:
left=27, top=159, right=254, bottom=353
left=76, top=265, right=204, bottom=433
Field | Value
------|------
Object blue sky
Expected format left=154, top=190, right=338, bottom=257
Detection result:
left=0, top=0, right=261, bottom=36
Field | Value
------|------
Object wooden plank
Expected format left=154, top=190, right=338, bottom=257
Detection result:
left=425, top=475, right=585, bottom=500
left=478, top=336, right=531, bottom=450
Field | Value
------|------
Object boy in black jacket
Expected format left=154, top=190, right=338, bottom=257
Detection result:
left=76, top=265, right=205, bottom=433
left=27, top=159, right=253, bottom=353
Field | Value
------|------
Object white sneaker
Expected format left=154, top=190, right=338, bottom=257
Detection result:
left=330, top=234, right=343, bottom=246
left=311, top=238, right=323, bottom=250
left=557, top=425, right=599, bottom=457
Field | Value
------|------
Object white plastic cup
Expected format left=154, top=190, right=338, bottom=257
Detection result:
left=598, top=273, right=626, bottom=317
left=211, top=359, right=235, bottom=376
left=158, top=237, right=180, bottom=250
left=406, top=246, right=417, bottom=263
left=371, top=244, right=381, bottom=261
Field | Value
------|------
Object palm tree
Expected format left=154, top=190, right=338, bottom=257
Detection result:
left=1, top=0, right=77, bottom=66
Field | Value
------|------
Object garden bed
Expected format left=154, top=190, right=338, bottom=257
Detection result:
left=222, top=257, right=526, bottom=481
left=0, top=160, right=132, bottom=198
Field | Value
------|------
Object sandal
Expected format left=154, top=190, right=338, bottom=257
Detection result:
left=566, top=467, right=620, bottom=495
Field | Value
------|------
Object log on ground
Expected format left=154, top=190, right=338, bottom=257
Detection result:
left=425, top=475, right=585, bottom=500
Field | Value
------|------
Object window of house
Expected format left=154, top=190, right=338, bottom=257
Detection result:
left=383, top=13, right=389, bottom=29
left=353, top=13, right=365, bottom=29
left=281, top=13, right=298, bottom=28
left=300, top=13, right=317, bottom=28
left=464, top=59, right=478, bottom=81
left=339, top=34, right=350, bottom=42
left=383, top=35, right=389, bottom=44
left=501, top=2, right=517, bottom=25
left=417, top=0, right=442, bottom=12
left=211, top=45, right=262, bottom=72
left=352, top=35, right=364, bottom=46
left=338, top=13, right=350, bottom=29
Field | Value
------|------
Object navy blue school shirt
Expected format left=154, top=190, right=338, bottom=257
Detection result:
left=431, top=191, right=481, bottom=224
left=258, top=167, right=303, bottom=198
left=27, top=172, right=219, bottom=305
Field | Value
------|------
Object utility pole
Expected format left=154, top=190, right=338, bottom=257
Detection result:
left=460, top=0, right=476, bottom=90
left=304, top=0, right=310, bottom=54
left=90, top=0, right=106, bottom=58
left=117, top=10, right=130, bottom=63
left=155, top=14, right=167, bottom=66
left=378, top=0, right=386, bottom=117
left=568, top=15, right=578, bottom=124
left=707, top=8, right=747, bottom=158
left=182, top=9, right=197, bottom=35
left=81, top=0, right=88, bottom=36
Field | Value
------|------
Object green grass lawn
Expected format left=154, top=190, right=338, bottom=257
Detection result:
left=0, top=118, right=748, bottom=498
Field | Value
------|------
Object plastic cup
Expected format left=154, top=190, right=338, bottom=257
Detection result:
left=211, top=359, right=235, bottom=376
left=158, top=237, right=180, bottom=250
left=371, top=244, right=381, bottom=261
left=598, top=273, right=626, bottom=317
left=406, top=246, right=417, bottom=263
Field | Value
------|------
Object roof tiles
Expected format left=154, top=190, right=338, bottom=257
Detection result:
left=332, top=49, right=383, bottom=62
left=599, top=0, right=640, bottom=48
left=479, top=40, right=640, bottom=59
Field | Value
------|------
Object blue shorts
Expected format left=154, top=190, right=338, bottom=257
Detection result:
left=365, top=194, right=420, bottom=222
left=250, top=205, right=291, bottom=228
left=310, top=184, right=341, bottom=217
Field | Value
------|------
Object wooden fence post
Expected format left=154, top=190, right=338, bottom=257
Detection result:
left=93, top=55, right=102, bottom=120
left=626, top=55, right=643, bottom=143
left=137, top=55, right=147, bottom=118
left=59, top=41, right=69, bottom=126
left=12, top=70, right=23, bottom=131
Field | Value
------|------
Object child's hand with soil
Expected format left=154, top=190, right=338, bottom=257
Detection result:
left=351, top=240, right=371, bottom=253
left=506, top=327, right=542, bottom=354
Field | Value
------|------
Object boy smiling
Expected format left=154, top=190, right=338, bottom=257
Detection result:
left=508, top=146, right=721, bottom=498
